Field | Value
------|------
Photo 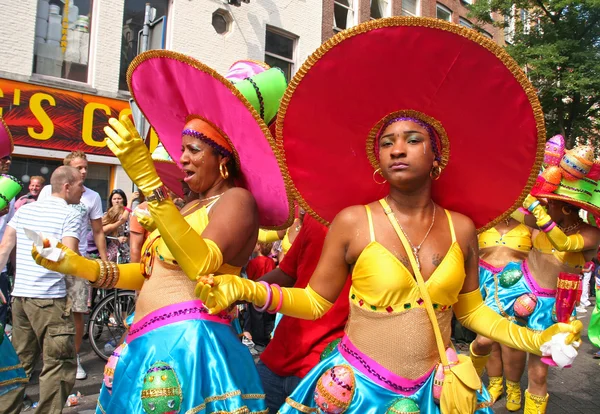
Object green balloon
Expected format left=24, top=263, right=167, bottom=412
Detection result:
left=499, top=268, right=523, bottom=288
left=386, top=397, right=420, bottom=414
left=141, top=362, right=182, bottom=413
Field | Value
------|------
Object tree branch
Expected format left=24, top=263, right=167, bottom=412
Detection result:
left=533, top=0, right=559, bottom=24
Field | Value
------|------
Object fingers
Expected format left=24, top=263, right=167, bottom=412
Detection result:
left=108, top=117, right=132, bottom=142
left=119, top=115, right=139, bottom=139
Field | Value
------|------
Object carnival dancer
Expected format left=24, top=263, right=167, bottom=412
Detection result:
left=475, top=138, right=600, bottom=413
left=0, top=117, right=26, bottom=399
left=471, top=218, right=532, bottom=410
left=196, top=18, right=582, bottom=414
left=32, top=54, right=292, bottom=413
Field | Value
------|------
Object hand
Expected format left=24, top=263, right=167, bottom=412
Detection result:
left=129, top=191, right=139, bottom=208
left=104, top=115, right=163, bottom=196
left=243, top=331, right=252, bottom=341
left=523, top=194, right=539, bottom=210
left=118, top=236, right=128, bottom=244
left=540, top=320, right=583, bottom=347
left=32, top=242, right=99, bottom=283
left=196, top=274, right=259, bottom=314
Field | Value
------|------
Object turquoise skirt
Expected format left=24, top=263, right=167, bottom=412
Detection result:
left=96, top=300, right=267, bottom=414
left=0, top=333, right=27, bottom=396
left=279, top=335, right=493, bottom=414
left=484, top=261, right=557, bottom=331
left=479, top=260, right=502, bottom=300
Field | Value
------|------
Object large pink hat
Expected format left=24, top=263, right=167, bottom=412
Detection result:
left=0, top=117, right=14, bottom=159
left=128, top=51, right=293, bottom=229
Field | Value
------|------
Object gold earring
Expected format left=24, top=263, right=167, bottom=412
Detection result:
left=219, top=163, right=229, bottom=180
left=561, top=206, right=571, bottom=216
left=372, top=168, right=387, bottom=185
left=430, top=166, right=442, bottom=180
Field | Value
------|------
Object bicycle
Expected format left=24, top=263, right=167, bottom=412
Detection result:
left=87, top=236, right=136, bottom=361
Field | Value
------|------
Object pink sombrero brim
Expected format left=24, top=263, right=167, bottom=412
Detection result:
left=0, top=118, right=14, bottom=159
left=128, top=51, right=292, bottom=229
left=154, top=160, right=185, bottom=199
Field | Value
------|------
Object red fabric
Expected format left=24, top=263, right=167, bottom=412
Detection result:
left=280, top=22, right=542, bottom=230
left=584, top=261, right=595, bottom=273
left=260, top=215, right=351, bottom=378
left=246, top=255, right=276, bottom=281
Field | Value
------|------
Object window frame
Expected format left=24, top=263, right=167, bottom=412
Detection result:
left=264, top=25, right=298, bottom=79
left=333, top=0, right=357, bottom=33
left=436, top=3, right=453, bottom=22
left=370, top=0, right=391, bottom=20
left=459, top=17, right=473, bottom=29
left=401, top=0, right=420, bottom=17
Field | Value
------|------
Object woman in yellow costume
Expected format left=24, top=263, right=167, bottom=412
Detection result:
left=473, top=134, right=600, bottom=414
left=196, top=18, right=582, bottom=414
left=259, top=207, right=305, bottom=260
left=472, top=218, right=531, bottom=411
left=33, top=54, right=293, bottom=413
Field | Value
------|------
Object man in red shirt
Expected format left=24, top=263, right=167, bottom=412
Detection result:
left=257, top=215, right=351, bottom=412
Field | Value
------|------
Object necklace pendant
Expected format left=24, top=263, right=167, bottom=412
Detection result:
left=413, top=248, right=421, bottom=271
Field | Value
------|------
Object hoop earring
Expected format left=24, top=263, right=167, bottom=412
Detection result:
left=561, top=206, right=571, bottom=216
left=219, top=163, right=229, bottom=180
left=430, top=166, right=442, bottom=180
left=372, top=168, right=387, bottom=185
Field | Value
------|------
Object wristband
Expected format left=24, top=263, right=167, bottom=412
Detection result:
left=540, top=221, right=557, bottom=233
left=517, top=207, right=531, bottom=216
left=268, top=284, right=284, bottom=314
left=527, top=200, right=540, bottom=213
left=124, top=207, right=132, bottom=213
left=253, top=281, right=272, bottom=313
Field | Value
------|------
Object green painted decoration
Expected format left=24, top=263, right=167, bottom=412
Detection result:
left=141, top=362, right=182, bottom=413
left=320, top=338, right=342, bottom=361
left=386, top=397, right=420, bottom=414
left=499, top=268, right=523, bottom=288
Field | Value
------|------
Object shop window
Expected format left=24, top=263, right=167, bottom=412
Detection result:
left=33, top=0, right=93, bottom=83
left=120, top=0, right=169, bottom=91
left=436, top=4, right=452, bottom=22
left=370, top=0, right=390, bottom=19
left=334, top=0, right=356, bottom=33
left=402, top=0, right=419, bottom=17
left=265, top=27, right=297, bottom=82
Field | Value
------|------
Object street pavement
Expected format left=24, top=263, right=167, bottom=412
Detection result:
left=17, top=301, right=600, bottom=413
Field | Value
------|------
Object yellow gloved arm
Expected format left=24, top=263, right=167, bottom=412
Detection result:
left=258, top=229, right=283, bottom=243
left=197, top=275, right=333, bottom=320
left=147, top=198, right=223, bottom=280
left=133, top=207, right=157, bottom=233
left=524, top=195, right=585, bottom=252
left=510, top=208, right=529, bottom=224
left=32, top=244, right=146, bottom=291
left=454, top=289, right=582, bottom=355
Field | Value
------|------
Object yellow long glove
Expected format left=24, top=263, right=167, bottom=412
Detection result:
left=31, top=243, right=145, bottom=291
left=523, top=195, right=585, bottom=251
left=257, top=229, right=283, bottom=243
left=105, top=115, right=224, bottom=280
left=197, top=275, right=333, bottom=320
left=133, top=207, right=157, bottom=233
left=454, top=289, right=582, bottom=355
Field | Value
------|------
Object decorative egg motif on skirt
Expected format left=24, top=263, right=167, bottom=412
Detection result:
left=543, top=135, right=565, bottom=167
left=141, top=362, right=182, bottom=414
left=103, top=343, right=127, bottom=393
left=320, top=338, right=342, bottom=361
left=386, top=397, right=420, bottom=413
left=313, top=365, right=355, bottom=414
left=514, top=293, right=538, bottom=319
left=560, top=145, right=594, bottom=180
left=499, top=268, right=523, bottom=288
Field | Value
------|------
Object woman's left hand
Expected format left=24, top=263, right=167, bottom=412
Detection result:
left=195, top=275, right=255, bottom=314
left=104, top=115, right=163, bottom=195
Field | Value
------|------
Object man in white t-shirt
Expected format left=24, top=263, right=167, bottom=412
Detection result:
left=0, top=166, right=84, bottom=414
left=0, top=154, right=15, bottom=330
left=38, top=151, right=107, bottom=380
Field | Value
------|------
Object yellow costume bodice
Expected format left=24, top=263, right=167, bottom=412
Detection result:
left=135, top=204, right=240, bottom=322
left=349, top=205, right=465, bottom=311
left=533, top=231, right=585, bottom=269
left=344, top=202, right=464, bottom=380
left=478, top=223, right=532, bottom=253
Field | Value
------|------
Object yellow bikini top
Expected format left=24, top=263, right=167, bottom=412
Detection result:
left=349, top=202, right=466, bottom=313
left=533, top=231, right=585, bottom=269
left=478, top=223, right=532, bottom=253
left=141, top=203, right=241, bottom=277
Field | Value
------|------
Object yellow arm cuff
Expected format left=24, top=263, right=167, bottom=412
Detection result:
left=511, top=209, right=527, bottom=223
left=268, top=284, right=333, bottom=320
left=114, top=263, right=146, bottom=291
left=258, top=229, right=283, bottom=243
left=147, top=198, right=224, bottom=281
left=454, top=289, right=542, bottom=355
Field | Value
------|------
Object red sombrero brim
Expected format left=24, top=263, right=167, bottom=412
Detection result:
left=277, top=17, right=544, bottom=231
left=128, top=51, right=293, bottom=229
left=154, top=160, right=185, bottom=199
left=540, top=193, right=600, bottom=218
left=0, top=117, right=14, bottom=159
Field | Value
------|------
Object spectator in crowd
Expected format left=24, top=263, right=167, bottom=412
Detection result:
left=14, top=176, right=45, bottom=210
left=0, top=166, right=84, bottom=414
left=578, top=260, right=595, bottom=312
left=38, top=151, right=107, bottom=380
left=102, top=189, right=133, bottom=264
left=0, top=155, right=15, bottom=332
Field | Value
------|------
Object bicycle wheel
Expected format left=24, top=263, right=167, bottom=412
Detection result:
left=88, top=290, right=136, bottom=361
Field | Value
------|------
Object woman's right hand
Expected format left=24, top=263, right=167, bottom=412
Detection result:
left=32, top=243, right=99, bottom=283
left=196, top=275, right=265, bottom=314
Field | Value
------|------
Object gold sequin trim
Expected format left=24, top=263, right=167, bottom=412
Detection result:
left=557, top=279, right=580, bottom=290
left=241, top=393, right=266, bottom=400
left=97, top=400, right=106, bottom=414
left=141, top=387, right=181, bottom=398
left=0, top=377, right=28, bottom=387
left=282, top=397, right=320, bottom=413
left=127, top=50, right=294, bottom=230
left=0, top=363, right=23, bottom=373
left=185, top=390, right=266, bottom=414
left=366, top=110, right=450, bottom=174
left=104, top=367, right=114, bottom=376
left=275, top=17, right=545, bottom=230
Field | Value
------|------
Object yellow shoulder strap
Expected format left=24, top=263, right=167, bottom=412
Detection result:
left=444, top=209, right=456, bottom=243
left=364, top=205, right=375, bottom=242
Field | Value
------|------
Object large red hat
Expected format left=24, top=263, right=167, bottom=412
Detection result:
left=277, top=17, right=545, bottom=231
left=0, top=117, right=14, bottom=159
